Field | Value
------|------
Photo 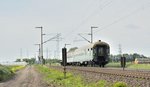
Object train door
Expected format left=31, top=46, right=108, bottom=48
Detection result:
left=93, top=46, right=107, bottom=67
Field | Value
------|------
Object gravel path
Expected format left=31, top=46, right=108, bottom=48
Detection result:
left=0, top=65, right=47, bottom=87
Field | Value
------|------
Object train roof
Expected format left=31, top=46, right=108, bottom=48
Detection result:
left=93, top=40, right=109, bottom=48
left=68, top=47, right=78, bottom=52
left=68, top=40, right=109, bottom=53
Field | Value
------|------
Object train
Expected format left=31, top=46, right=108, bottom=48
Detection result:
left=66, top=40, right=110, bottom=67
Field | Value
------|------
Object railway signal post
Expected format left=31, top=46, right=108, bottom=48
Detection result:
left=121, top=57, right=126, bottom=70
left=62, top=47, right=67, bottom=79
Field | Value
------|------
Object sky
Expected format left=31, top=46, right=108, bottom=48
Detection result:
left=0, top=0, right=150, bottom=62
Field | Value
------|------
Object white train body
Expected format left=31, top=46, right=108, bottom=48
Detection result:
left=67, top=44, right=94, bottom=63
left=67, top=40, right=110, bottom=67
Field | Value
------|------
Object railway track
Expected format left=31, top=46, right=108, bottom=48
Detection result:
left=48, top=66, right=150, bottom=86
left=50, top=66, right=150, bottom=80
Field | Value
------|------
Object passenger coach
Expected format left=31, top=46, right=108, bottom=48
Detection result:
left=67, top=40, right=110, bottom=67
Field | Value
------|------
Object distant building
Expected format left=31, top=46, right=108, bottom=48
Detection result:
left=134, top=58, right=150, bottom=64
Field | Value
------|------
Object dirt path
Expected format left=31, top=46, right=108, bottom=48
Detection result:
left=0, top=65, right=47, bottom=87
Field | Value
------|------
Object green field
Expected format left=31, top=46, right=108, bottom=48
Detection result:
left=106, top=62, right=150, bottom=70
left=127, top=64, right=150, bottom=70
left=106, top=62, right=132, bottom=68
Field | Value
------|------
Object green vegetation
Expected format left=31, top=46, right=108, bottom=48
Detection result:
left=0, top=65, right=13, bottom=81
left=0, top=65, right=25, bottom=81
left=45, top=59, right=61, bottom=65
left=106, top=62, right=132, bottom=68
left=127, top=64, right=150, bottom=70
left=109, top=53, right=148, bottom=62
left=106, top=62, right=150, bottom=70
left=113, top=82, right=127, bottom=87
left=35, top=65, right=128, bottom=87
left=16, top=58, right=61, bottom=65
left=10, top=65, right=25, bottom=73
left=22, top=58, right=36, bottom=64
left=15, top=58, right=36, bottom=64
left=89, top=80, right=107, bottom=87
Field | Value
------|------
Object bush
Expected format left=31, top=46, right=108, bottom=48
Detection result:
left=113, top=82, right=127, bottom=87
left=0, top=65, right=24, bottom=82
left=0, top=66, right=14, bottom=81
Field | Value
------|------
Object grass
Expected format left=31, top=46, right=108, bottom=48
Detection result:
left=35, top=65, right=129, bottom=87
left=35, top=65, right=84, bottom=87
left=10, top=65, right=25, bottom=73
left=106, top=62, right=132, bottom=68
left=106, top=62, right=150, bottom=70
left=127, top=64, right=150, bottom=70
left=0, top=65, right=25, bottom=82
left=35, top=63, right=150, bottom=87
left=0, top=65, right=13, bottom=81
left=113, top=82, right=127, bottom=87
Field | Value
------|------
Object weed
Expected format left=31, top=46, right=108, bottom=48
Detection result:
left=113, top=82, right=127, bottom=87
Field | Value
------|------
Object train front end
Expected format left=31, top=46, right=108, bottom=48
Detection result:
left=93, top=40, right=110, bottom=67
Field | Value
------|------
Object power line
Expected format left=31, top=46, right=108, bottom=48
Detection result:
left=64, top=0, right=113, bottom=39
left=78, top=33, right=91, bottom=43
left=43, top=33, right=62, bottom=59
left=94, top=2, right=150, bottom=33
left=43, top=34, right=61, bottom=44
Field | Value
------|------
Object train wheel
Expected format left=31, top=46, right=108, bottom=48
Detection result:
left=89, top=61, right=92, bottom=67
left=102, top=64, right=104, bottom=67
left=99, top=64, right=101, bottom=67
left=92, top=62, right=95, bottom=67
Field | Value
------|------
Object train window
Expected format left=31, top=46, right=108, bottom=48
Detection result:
left=91, top=48, right=92, bottom=50
left=107, top=48, right=109, bottom=54
left=98, top=48, right=104, bottom=56
left=93, top=48, right=96, bottom=56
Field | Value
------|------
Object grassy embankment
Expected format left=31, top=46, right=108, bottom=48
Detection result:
left=35, top=65, right=127, bottom=87
left=0, top=65, right=25, bottom=81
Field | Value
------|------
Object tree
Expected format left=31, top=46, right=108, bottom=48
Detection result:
left=133, top=53, right=140, bottom=61
left=15, top=59, right=21, bottom=62
left=22, top=58, right=36, bottom=64
left=109, top=53, right=148, bottom=62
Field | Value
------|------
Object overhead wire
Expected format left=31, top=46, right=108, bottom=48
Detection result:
left=94, top=1, right=150, bottom=34
left=63, top=0, right=113, bottom=40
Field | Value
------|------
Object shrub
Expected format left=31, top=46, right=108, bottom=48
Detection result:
left=113, top=82, right=127, bottom=87
left=0, top=65, right=24, bottom=82
left=0, top=66, right=14, bottom=81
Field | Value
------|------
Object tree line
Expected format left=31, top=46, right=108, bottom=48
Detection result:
left=15, top=53, right=149, bottom=64
left=109, top=53, right=149, bottom=62
left=15, top=58, right=61, bottom=65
